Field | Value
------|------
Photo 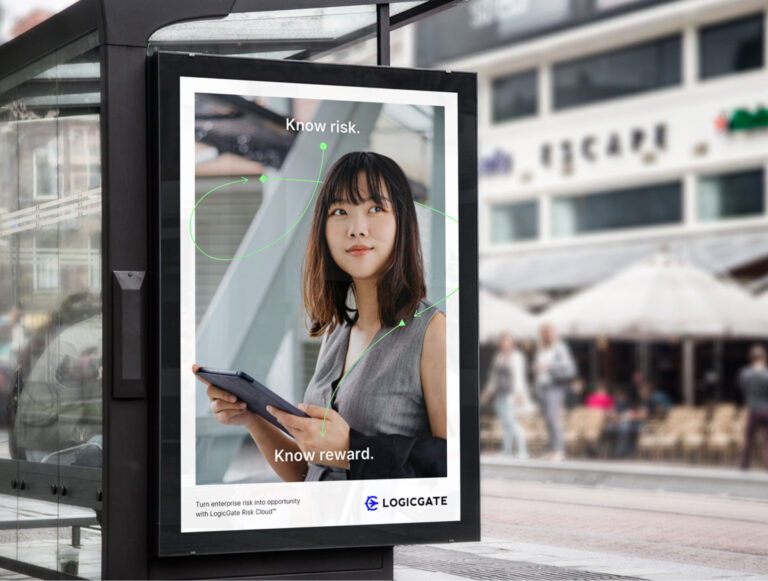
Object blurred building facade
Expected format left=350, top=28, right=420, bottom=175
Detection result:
left=415, top=0, right=768, bottom=403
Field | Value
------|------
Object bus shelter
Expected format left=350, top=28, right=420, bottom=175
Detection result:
left=0, top=1, right=480, bottom=578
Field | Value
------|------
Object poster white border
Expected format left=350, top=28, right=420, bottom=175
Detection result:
left=179, top=76, right=460, bottom=532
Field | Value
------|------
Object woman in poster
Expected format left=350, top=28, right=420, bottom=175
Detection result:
left=196, top=151, right=447, bottom=481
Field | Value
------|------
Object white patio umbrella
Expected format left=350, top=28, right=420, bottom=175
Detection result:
left=542, top=252, right=768, bottom=339
left=479, top=289, right=538, bottom=343
left=541, top=253, right=768, bottom=404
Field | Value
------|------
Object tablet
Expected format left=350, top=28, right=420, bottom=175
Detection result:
left=195, top=367, right=308, bottom=436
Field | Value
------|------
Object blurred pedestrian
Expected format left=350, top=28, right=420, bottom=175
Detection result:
left=481, top=333, right=531, bottom=458
left=608, top=382, right=670, bottom=458
left=738, top=344, right=768, bottom=470
left=585, top=382, right=614, bottom=411
left=637, top=381, right=671, bottom=420
left=603, top=387, right=634, bottom=458
left=535, top=323, right=576, bottom=461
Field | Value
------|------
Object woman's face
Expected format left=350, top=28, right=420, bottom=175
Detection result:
left=324, top=174, right=397, bottom=282
left=498, top=334, right=514, bottom=352
left=539, top=323, right=555, bottom=346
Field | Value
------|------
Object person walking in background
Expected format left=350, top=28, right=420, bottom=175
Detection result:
left=739, top=344, right=768, bottom=470
left=535, top=323, right=576, bottom=461
left=481, top=332, right=532, bottom=458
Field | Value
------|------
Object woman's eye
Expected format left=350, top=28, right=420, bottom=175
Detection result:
left=369, top=205, right=384, bottom=213
left=330, top=208, right=346, bottom=216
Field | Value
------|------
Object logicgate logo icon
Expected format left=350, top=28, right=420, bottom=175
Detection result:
left=365, top=495, right=379, bottom=511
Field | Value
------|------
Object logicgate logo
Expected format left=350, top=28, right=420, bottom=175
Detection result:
left=364, top=495, right=379, bottom=511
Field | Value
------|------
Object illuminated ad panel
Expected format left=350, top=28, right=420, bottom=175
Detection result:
left=155, top=53, right=478, bottom=553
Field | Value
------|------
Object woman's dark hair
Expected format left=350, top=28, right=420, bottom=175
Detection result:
left=303, top=151, right=426, bottom=337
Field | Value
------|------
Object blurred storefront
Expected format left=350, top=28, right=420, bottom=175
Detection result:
left=416, top=0, right=768, bottom=407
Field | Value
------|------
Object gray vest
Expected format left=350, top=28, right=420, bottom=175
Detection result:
left=302, top=299, right=439, bottom=481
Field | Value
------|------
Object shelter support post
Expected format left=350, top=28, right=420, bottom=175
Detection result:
left=376, top=4, right=390, bottom=66
left=636, top=341, right=650, bottom=381
left=715, top=339, right=723, bottom=401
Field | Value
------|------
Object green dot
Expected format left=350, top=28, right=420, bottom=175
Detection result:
left=320, top=142, right=327, bottom=150
left=259, top=175, right=267, bottom=183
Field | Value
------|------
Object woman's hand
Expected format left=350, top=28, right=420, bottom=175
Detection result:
left=193, top=364, right=257, bottom=429
left=267, top=403, right=351, bottom=470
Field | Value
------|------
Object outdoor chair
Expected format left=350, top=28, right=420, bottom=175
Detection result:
left=637, top=419, right=665, bottom=460
left=563, top=408, right=584, bottom=456
left=705, top=404, right=738, bottom=464
left=639, top=406, right=700, bottom=461
left=563, top=407, right=605, bottom=458
left=480, top=416, right=501, bottom=452
left=520, top=414, right=548, bottom=457
left=679, top=408, right=709, bottom=463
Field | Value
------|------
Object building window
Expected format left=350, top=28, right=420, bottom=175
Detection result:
left=699, top=14, right=764, bottom=80
left=66, top=125, right=101, bottom=194
left=553, top=35, right=681, bottom=110
left=492, top=69, right=537, bottom=122
left=32, top=233, right=59, bottom=292
left=32, top=140, right=58, bottom=200
left=698, top=169, right=764, bottom=221
left=552, top=181, right=682, bottom=237
left=491, top=200, right=538, bottom=243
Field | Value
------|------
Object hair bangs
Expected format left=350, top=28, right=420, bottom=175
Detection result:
left=327, top=153, right=389, bottom=207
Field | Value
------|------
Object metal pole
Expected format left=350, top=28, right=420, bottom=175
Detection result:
left=682, top=339, right=695, bottom=405
left=377, top=4, right=390, bottom=66
left=715, top=339, right=723, bottom=401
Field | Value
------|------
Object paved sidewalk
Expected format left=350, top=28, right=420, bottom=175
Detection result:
left=0, top=459, right=764, bottom=579
left=481, top=455, right=768, bottom=499
left=395, top=536, right=766, bottom=580
left=394, top=462, right=768, bottom=580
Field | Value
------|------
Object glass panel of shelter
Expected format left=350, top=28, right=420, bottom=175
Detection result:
left=0, top=67, right=19, bottom=566
left=0, top=33, right=101, bottom=577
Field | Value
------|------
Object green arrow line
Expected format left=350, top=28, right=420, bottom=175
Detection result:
left=414, top=201, right=458, bottom=223
left=414, top=287, right=459, bottom=318
left=321, top=319, right=406, bottom=436
left=189, top=142, right=327, bottom=262
left=188, top=176, right=248, bottom=256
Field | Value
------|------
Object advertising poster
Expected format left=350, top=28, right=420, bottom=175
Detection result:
left=175, top=74, right=462, bottom=533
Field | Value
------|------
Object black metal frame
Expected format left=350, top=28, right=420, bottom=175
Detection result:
left=153, top=51, right=479, bottom=558
left=0, top=1, right=469, bottom=578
